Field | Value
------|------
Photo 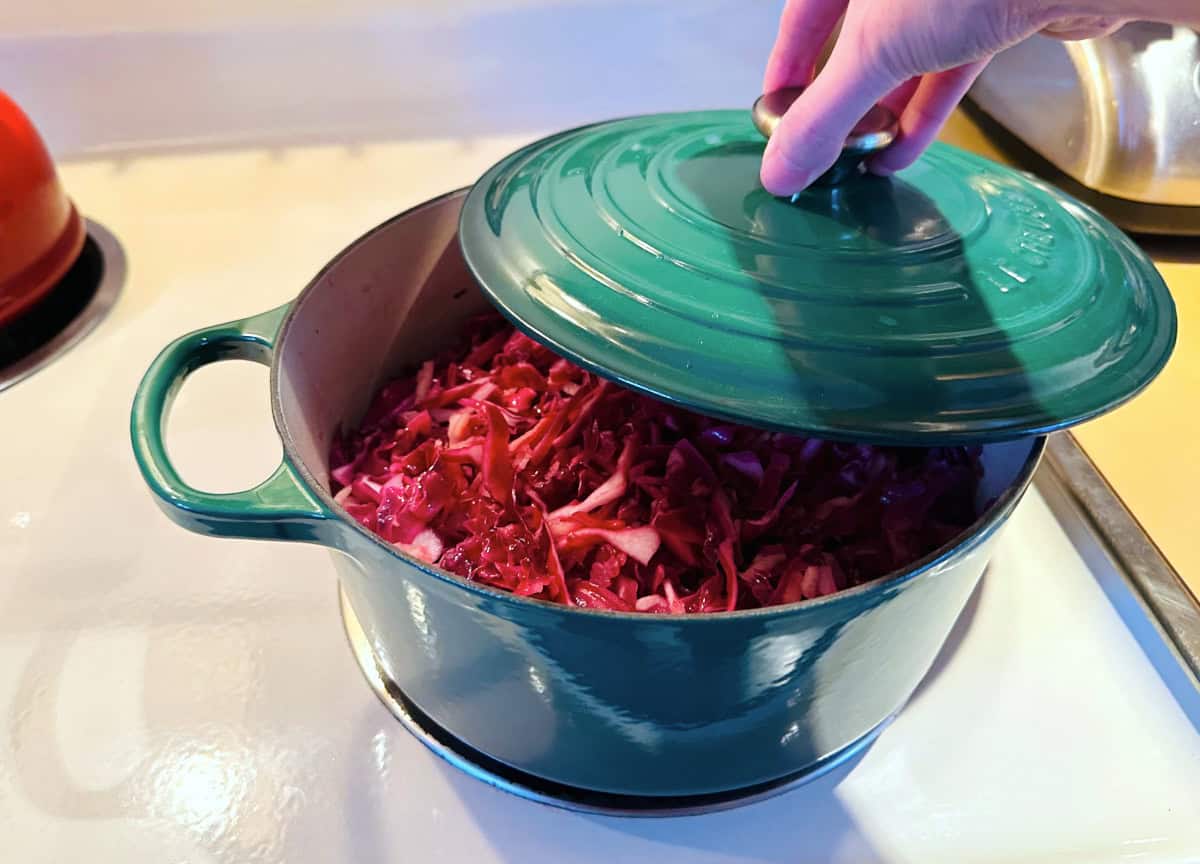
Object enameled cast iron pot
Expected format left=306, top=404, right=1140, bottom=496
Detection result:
left=131, top=188, right=1045, bottom=799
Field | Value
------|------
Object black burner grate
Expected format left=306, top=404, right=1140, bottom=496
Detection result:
left=0, top=235, right=104, bottom=368
left=0, top=225, right=123, bottom=393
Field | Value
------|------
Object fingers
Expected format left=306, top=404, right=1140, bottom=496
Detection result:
left=763, top=0, right=851, bottom=92
left=869, top=60, right=990, bottom=176
left=878, top=77, right=921, bottom=117
left=760, top=26, right=900, bottom=195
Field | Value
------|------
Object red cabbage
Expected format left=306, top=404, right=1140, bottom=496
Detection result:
left=330, top=314, right=984, bottom=613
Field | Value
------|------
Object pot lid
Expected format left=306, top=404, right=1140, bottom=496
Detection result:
left=458, top=96, right=1176, bottom=443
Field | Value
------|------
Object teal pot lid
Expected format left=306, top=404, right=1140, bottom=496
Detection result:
left=458, top=108, right=1176, bottom=444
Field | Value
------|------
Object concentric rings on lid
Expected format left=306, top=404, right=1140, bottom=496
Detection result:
left=459, top=109, right=1176, bottom=443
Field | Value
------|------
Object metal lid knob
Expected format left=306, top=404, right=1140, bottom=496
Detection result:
left=752, top=87, right=898, bottom=187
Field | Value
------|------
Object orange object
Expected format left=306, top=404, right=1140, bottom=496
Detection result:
left=0, top=90, right=85, bottom=328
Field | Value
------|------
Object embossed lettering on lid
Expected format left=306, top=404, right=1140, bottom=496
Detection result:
left=459, top=110, right=1176, bottom=444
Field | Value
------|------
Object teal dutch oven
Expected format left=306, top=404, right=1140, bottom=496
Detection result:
left=130, top=100, right=1174, bottom=803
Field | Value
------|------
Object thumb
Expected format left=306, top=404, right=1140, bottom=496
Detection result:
left=760, top=28, right=899, bottom=195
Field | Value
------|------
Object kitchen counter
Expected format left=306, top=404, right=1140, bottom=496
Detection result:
left=940, top=112, right=1199, bottom=595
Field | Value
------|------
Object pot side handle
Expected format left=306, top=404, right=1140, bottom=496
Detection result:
left=130, top=304, right=336, bottom=544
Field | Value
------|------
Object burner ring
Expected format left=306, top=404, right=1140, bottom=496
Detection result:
left=0, top=219, right=125, bottom=392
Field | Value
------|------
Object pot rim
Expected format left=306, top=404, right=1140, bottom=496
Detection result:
left=271, top=188, right=1048, bottom=623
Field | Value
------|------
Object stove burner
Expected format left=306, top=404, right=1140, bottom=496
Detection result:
left=338, top=586, right=889, bottom=817
left=0, top=220, right=123, bottom=392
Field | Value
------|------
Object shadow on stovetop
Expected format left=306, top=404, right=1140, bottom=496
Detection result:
left=432, top=746, right=883, bottom=864
left=907, top=569, right=986, bottom=706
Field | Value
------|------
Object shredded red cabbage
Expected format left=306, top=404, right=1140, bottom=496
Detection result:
left=330, top=314, right=984, bottom=613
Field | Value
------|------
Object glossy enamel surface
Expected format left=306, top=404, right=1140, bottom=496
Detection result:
left=337, top=582, right=897, bottom=815
left=459, top=111, right=1176, bottom=443
left=130, top=303, right=335, bottom=543
left=132, top=191, right=1045, bottom=797
left=326, top=507, right=1011, bottom=796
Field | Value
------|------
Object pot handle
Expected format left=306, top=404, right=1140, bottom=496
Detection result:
left=130, top=304, right=337, bottom=544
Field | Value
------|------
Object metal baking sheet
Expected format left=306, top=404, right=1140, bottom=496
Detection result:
left=1042, top=433, right=1200, bottom=687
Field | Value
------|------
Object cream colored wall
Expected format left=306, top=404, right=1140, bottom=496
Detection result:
left=1, top=0, right=592, bottom=35
left=3, top=1, right=782, bottom=157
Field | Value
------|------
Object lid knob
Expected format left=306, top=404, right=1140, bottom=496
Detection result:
left=752, top=87, right=898, bottom=188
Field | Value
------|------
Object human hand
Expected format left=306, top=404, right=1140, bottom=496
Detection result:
left=759, top=0, right=1129, bottom=194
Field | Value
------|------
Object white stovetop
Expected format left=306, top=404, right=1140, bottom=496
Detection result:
left=3, top=5, right=1200, bottom=862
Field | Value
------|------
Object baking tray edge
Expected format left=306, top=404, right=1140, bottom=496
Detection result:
left=1040, top=432, right=1200, bottom=689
